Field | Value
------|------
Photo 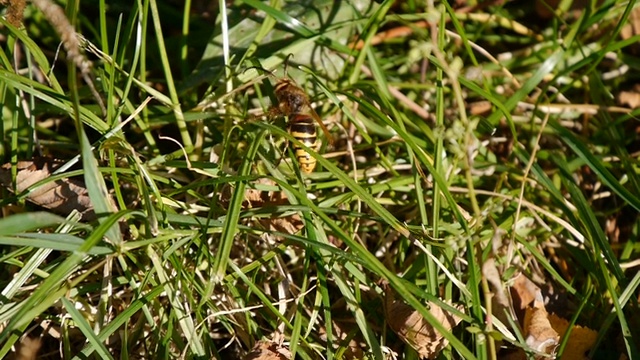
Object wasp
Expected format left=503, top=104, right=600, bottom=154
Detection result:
left=244, top=56, right=333, bottom=173
left=271, top=76, right=333, bottom=173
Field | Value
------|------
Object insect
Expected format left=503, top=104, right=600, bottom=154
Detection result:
left=270, top=67, right=333, bottom=174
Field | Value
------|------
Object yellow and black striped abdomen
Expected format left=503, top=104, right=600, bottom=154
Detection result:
left=289, top=114, right=319, bottom=173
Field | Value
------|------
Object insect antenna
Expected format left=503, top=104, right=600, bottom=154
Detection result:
left=283, top=53, right=295, bottom=78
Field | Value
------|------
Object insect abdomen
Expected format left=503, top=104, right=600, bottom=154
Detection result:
left=289, top=114, right=318, bottom=173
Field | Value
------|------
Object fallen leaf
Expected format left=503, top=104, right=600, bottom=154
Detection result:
left=524, top=306, right=559, bottom=355
left=511, top=274, right=540, bottom=311
left=318, top=320, right=365, bottom=359
left=244, top=178, right=304, bottom=235
left=547, top=313, right=598, bottom=360
left=0, top=158, right=103, bottom=221
left=384, top=283, right=464, bottom=359
left=522, top=293, right=559, bottom=358
left=243, top=340, right=290, bottom=360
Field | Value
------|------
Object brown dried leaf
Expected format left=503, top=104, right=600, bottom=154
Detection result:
left=524, top=307, right=559, bottom=354
left=243, top=340, right=291, bottom=360
left=0, top=158, right=100, bottom=221
left=511, top=274, right=540, bottom=311
left=523, top=296, right=559, bottom=358
left=244, top=178, right=304, bottom=235
left=384, top=284, right=464, bottom=359
left=483, top=257, right=511, bottom=325
left=318, top=320, right=365, bottom=359
left=547, top=313, right=598, bottom=360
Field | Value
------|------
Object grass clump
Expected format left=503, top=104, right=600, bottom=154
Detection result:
left=1, top=0, right=639, bottom=359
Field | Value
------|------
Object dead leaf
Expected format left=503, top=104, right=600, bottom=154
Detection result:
left=483, top=257, right=511, bottom=327
left=522, top=293, right=559, bottom=358
left=318, top=320, right=365, bottom=359
left=243, top=178, right=304, bottom=235
left=0, top=158, right=104, bottom=221
left=547, top=313, right=598, bottom=360
left=243, top=340, right=291, bottom=360
left=524, top=307, right=559, bottom=355
left=511, top=274, right=540, bottom=311
left=384, top=283, right=464, bottom=359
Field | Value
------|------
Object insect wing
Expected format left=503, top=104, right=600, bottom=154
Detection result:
left=309, top=107, right=334, bottom=145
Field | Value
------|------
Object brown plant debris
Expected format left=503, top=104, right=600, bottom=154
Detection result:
left=0, top=158, right=110, bottom=221
left=318, top=320, right=366, bottom=359
left=518, top=303, right=599, bottom=360
left=511, top=273, right=540, bottom=311
left=546, top=312, right=598, bottom=360
left=243, top=339, right=291, bottom=360
left=243, top=178, right=304, bottom=235
left=383, top=283, right=464, bottom=359
left=524, top=303, right=559, bottom=356
left=2, top=0, right=26, bottom=27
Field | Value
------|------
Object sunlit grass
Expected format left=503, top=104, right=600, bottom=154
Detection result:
left=1, top=0, right=639, bottom=359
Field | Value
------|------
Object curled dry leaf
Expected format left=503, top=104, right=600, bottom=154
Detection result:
left=0, top=158, right=102, bottom=221
left=522, top=306, right=598, bottom=359
left=383, top=283, right=464, bottom=359
left=522, top=291, right=559, bottom=359
left=505, top=284, right=597, bottom=360
left=243, top=340, right=291, bottom=360
left=524, top=306, right=559, bottom=356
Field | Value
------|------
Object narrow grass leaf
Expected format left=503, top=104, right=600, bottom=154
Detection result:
left=0, top=210, right=133, bottom=345
left=61, top=297, right=115, bottom=360
left=0, top=234, right=112, bottom=255
left=0, top=212, right=66, bottom=235
left=549, top=120, right=640, bottom=212
left=81, top=132, right=122, bottom=244
left=213, top=130, right=266, bottom=281
left=242, top=0, right=316, bottom=38
left=74, top=285, right=165, bottom=359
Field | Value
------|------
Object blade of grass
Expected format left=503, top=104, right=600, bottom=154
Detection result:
left=212, top=130, right=267, bottom=281
left=61, top=297, right=115, bottom=360
left=0, top=212, right=67, bottom=235
left=0, top=211, right=131, bottom=355
left=148, top=0, right=192, bottom=151
left=81, top=132, right=122, bottom=244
